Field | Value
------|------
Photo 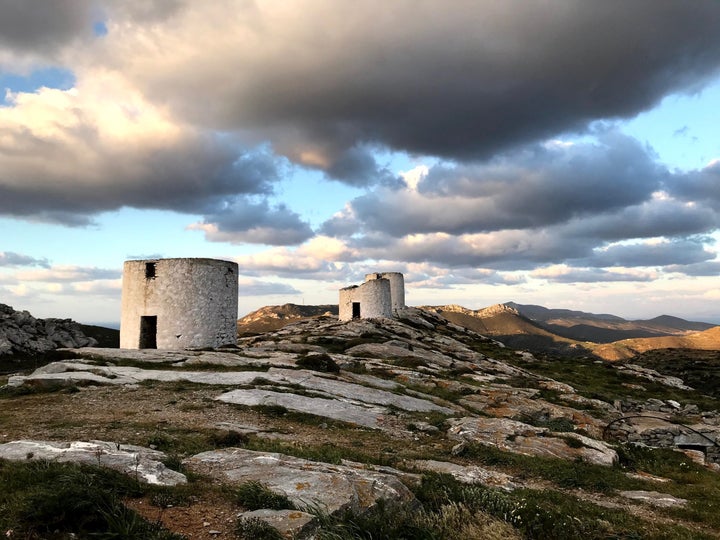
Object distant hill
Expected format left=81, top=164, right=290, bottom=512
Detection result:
left=424, top=304, right=590, bottom=356
left=237, top=302, right=719, bottom=360
left=79, top=324, right=120, bottom=348
left=238, top=303, right=338, bottom=335
left=592, top=326, right=720, bottom=361
left=424, top=303, right=719, bottom=359
left=506, top=302, right=714, bottom=343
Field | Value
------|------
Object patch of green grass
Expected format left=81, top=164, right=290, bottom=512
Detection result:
left=0, top=380, right=86, bottom=398
left=311, top=500, right=435, bottom=540
left=251, top=403, right=290, bottom=417
left=0, top=459, right=184, bottom=540
left=513, top=411, right=577, bottom=432
left=145, top=427, right=251, bottom=460
left=235, top=516, right=285, bottom=540
left=617, top=444, right=720, bottom=529
left=460, top=443, right=643, bottom=493
left=503, top=353, right=720, bottom=411
left=244, top=437, right=395, bottom=466
left=233, top=480, right=296, bottom=511
left=391, top=357, right=429, bottom=369
left=414, top=473, right=712, bottom=540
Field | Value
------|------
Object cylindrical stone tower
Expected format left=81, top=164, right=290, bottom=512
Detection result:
left=339, top=278, right=392, bottom=321
left=365, top=272, right=405, bottom=311
left=120, top=258, right=238, bottom=349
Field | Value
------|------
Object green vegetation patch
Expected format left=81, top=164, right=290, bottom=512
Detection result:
left=502, top=353, right=720, bottom=411
left=414, top=473, right=711, bottom=540
left=235, top=516, right=285, bottom=540
left=0, top=459, right=184, bottom=540
left=232, top=480, right=296, bottom=511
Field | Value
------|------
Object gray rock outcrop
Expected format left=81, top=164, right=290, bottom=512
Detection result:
left=0, top=303, right=96, bottom=357
left=448, top=416, right=618, bottom=466
left=183, top=448, right=419, bottom=515
left=0, top=440, right=186, bottom=485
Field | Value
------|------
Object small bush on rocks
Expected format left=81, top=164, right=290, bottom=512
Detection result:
left=235, top=516, right=284, bottom=540
left=296, top=353, right=341, bottom=373
left=233, top=480, right=296, bottom=511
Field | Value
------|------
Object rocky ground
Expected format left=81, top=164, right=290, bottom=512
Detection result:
left=2, top=308, right=720, bottom=539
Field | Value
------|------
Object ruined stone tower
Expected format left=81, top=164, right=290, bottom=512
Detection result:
left=120, top=258, right=238, bottom=349
left=364, top=272, right=405, bottom=311
left=338, top=271, right=405, bottom=321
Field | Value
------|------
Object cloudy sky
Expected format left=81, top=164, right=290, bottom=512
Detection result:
left=1, top=0, right=720, bottom=325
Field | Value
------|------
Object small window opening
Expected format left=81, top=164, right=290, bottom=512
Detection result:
left=352, top=302, right=361, bottom=319
left=145, top=262, right=156, bottom=279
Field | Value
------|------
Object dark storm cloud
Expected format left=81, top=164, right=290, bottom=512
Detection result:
left=325, top=146, right=403, bottom=188
left=194, top=198, right=314, bottom=246
left=0, top=0, right=94, bottom=57
left=0, top=128, right=283, bottom=226
left=128, top=0, right=720, bottom=180
left=579, top=239, right=715, bottom=268
left=664, top=261, right=720, bottom=277
left=563, top=199, right=720, bottom=243
left=322, top=133, right=670, bottom=238
left=0, top=251, right=49, bottom=268
left=347, top=230, right=592, bottom=270
left=668, top=161, right=720, bottom=209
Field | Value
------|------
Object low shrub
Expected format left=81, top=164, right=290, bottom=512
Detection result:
left=233, top=480, right=296, bottom=511
left=296, top=353, right=340, bottom=373
left=0, top=459, right=183, bottom=540
left=235, top=516, right=284, bottom=540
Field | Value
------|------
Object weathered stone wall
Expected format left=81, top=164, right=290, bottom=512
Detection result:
left=364, top=272, right=405, bottom=311
left=339, top=278, right=392, bottom=321
left=120, top=258, right=238, bottom=349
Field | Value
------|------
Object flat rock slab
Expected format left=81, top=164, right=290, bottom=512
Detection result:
left=344, top=342, right=454, bottom=368
left=8, top=362, right=452, bottom=417
left=619, top=490, right=688, bottom=507
left=408, top=459, right=517, bottom=491
left=0, top=440, right=186, bottom=485
left=183, top=448, right=418, bottom=515
left=265, top=368, right=454, bottom=413
left=6, top=360, right=266, bottom=387
left=448, top=417, right=618, bottom=466
left=63, top=347, right=299, bottom=368
left=217, top=389, right=387, bottom=429
left=237, top=509, right=318, bottom=539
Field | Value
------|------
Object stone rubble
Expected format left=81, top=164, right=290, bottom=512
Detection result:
left=0, top=303, right=96, bottom=357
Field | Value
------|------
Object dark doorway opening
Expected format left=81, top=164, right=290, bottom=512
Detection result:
left=352, top=302, right=361, bottom=319
left=139, top=316, right=157, bottom=349
left=145, top=262, right=156, bottom=279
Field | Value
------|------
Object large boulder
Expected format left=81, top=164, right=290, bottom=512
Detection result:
left=0, top=440, right=186, bottom=485
left=183, top=448, right=419, bottom=515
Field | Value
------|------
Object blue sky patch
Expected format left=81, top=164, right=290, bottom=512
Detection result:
left=0, top=67, right=76, bottom=104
